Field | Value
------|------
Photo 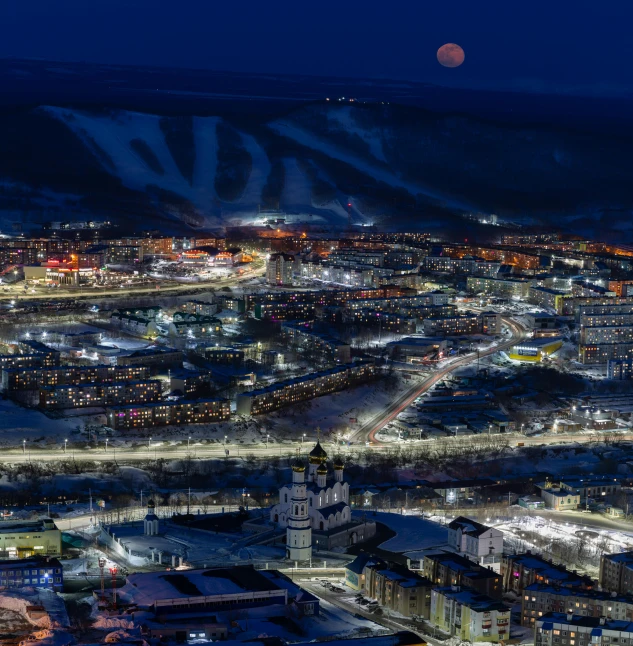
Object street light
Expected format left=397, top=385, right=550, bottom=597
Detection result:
left=266, top=434, right=270, bottom=448
left=105, top=438, right=109, bottom=453
left=22, top=440, right=25, bottom=455
left=64, top=439, right=68, bottom=453
left=148, top=437, right=152, bottom=459
left=302, top=433, right=306, bottom=446
left=187, top=436, right=191, bottom=452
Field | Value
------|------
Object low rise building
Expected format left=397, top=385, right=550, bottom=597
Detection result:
left=430, top=587, right=511, bottom=643
left=447, top=516, right=504, bottom=572
left=169, top=313, right=222, bottom=337
left=117, top=347, right=183, bottom=370
left=282, top=323, right=351, bottom=364
left=0, top=556, right=63, bottom=591
left=539, top=486, right=581, bottom=511
left=0, top=519, right=62, bottom=559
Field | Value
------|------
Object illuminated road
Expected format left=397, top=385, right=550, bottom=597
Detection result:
left=0, top=261, right=265, bottom=302
left=351, top=316, right=528, bottom=445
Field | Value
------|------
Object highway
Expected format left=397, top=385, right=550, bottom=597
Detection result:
left=351, top=316, right=529, bottom=445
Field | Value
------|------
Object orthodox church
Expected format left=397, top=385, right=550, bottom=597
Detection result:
left=270, top=441, right=376, bottom=561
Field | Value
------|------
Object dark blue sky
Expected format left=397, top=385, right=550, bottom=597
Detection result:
left=2, top=0, right=632, bottom=94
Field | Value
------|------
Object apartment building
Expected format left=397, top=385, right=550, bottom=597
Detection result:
left=430, top=587, right=511, bottom=643
left=466, top=276, right=530, bottom=299
left=169, top=313, right=222, bottom=337
left=235, top=361, right=376, bottom=415
left=18, top=340, right=61, bottom=367
left=343, top=309, right=417, bottom=334
left=447, top=517, right=504, bottom=572
left=1, top=365, right=149, bottom=392
left=282, top=323, right=351, bottom=363
left=528, top=287, right=567, bottom=312
left=117, top=347, right=183, bottom=369
left=0, top=354, right=46, bottom=371
left=254, top=301, right=316, bottom=321
left=423, top=314, right=480, bottom=337
left=580, top=326, right=633, bottom=345
left=266, top=252, right=295, bottom=286
left=107, top=399, right=230, bottom=430
left=535, top=613, right=633, bottom=646
left=39, top=380, right=162, bottom=409
left=365, top=564, right=434, bottom=619
left=110, top=312, right=158, bottom=337
left=599, top=552, right=633, bottom=594
left=422, top=551, right=502, bottom=599
left=0, top=556, right=63, bottom=591
left=181, top=300, right=219, bottom=317
left=521, top=584, right=633, bottom=627
left=501, top=552, right=592, bottom=594
left=0, top=519, right=62, bottom=559
left=608, top=359, right=633, bottom=380
left=580, top=344, right=633, bottom=365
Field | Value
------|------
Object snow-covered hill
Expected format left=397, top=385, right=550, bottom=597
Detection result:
left=0, top=101, right=632, bottom=237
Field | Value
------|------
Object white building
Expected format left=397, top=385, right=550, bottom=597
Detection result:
left=270, top=442, right=375, bottom=560
left=447, top=516, right=504, bottom=572
left=266, top=253, right=295, bottom=286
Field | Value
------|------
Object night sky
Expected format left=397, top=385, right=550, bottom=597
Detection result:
left=2, top=0, right=632, bottom=95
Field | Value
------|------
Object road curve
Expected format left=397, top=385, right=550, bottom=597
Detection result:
left=353, top=317, right=527, bottom=446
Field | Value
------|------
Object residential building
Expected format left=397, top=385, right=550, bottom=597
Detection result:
left=501, top=552, right=592, bottom=594
left=365, top=564, right=434, bottom=618
left=599, top=552, right=633, bottom=594
left=110, top=312, right=158, bottom=337
left=266, top=252, right=295, bottom=286
left=608, top=359, right=633, bottom=380
left=422, top=551, right=503, bottom=599
left=481, top=311, right=502, bottom=335
left=422, top=314, right=480, bottom=337
left=169, top=313, right=222, bottom=337
left=1, top=365, right=149, bottom=392
left=535, top=613, right=633, bottom=646
left=430, top=587, right=511, bottom=643
left=0, top=519, right=62, bottom=559
left=107, top=399, right=230, bottom=429
left=117, top=347, right=183, bottom=369
left=181, top=300, right=218, bottom=317
left=282, top=323, right=351, bottom=363
left=236, top=361, right=376, bottom=415
left=0, top=557, right=63, bottom=591
left=466, top=276, right=530, bottom=299
left=447, top=516, right=504, bottom=572
left=521, top=583, right=633, bottom=627
left=39, top=380, right=162, bottom=409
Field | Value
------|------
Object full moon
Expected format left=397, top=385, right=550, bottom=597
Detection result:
left=437, top=43, right=465, bottom=68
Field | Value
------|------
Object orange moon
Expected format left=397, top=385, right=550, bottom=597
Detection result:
left=437, top=43, right=465, bottom=68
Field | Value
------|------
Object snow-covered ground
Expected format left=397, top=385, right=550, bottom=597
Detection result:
left=362, top=511, right=448, bottom=553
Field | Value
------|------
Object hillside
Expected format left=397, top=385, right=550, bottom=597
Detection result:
left=0, top=101, right=632, bottom=239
